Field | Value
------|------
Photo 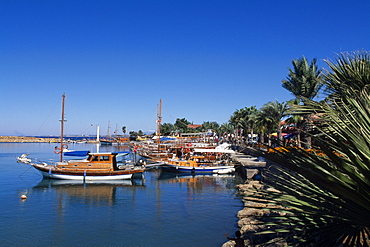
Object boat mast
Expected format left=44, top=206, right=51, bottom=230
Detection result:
left=107, top=120, right=111, bottom=138
left=59, top=94, right=66, bottom=162
left=156, top=99, right=162, bottom=148
left=96, top=125, right=100, bottom=142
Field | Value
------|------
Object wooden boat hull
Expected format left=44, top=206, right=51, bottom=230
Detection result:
left=32, top=163, right=144, bottom=180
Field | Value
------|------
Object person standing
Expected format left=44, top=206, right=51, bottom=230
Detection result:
left=225, top=231, right=245, bottom=247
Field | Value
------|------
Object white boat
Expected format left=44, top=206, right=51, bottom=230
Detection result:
left=193, top=143, right=236, bottom=154
left=18, top=152, right=145, bottom=180
left=161, top=153, right=234, bottom=174
left=213, top=167, right=235, bottom=174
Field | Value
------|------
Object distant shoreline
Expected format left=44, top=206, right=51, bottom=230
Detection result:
left=0, top=136, right=60, bottom=143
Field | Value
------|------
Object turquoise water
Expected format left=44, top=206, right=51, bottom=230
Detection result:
left=0, top=143, right=243, bottom=246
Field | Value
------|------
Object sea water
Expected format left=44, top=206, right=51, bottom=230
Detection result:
left=0, top=143, right=243, bottom=247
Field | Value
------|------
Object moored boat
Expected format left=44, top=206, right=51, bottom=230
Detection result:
left=16, top=94, right=145, bottom=180
left=18, top=152, right=145, bottom=180
left=161, top=154, right=234, bottom=174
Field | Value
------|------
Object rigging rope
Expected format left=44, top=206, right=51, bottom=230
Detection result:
left=35, top=100, right=59, bottom=136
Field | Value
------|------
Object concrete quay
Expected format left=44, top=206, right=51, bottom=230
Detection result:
left=231, top=152, right=267, bottom=168
left=230, top=150, right=266, bottom=181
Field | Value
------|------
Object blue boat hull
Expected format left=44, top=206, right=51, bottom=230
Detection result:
left=161, top=164, right=232, bottom=174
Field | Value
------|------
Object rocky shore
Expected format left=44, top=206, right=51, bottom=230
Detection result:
left=0, top=136, right=60, bottom=143
left=222, top=179, right=288, bottom=247
left=223, top=149, right=288, bottom=247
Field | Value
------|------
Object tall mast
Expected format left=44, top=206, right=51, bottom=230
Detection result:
left=96, top=125, right=100, bottom=142
left=156, top=99, right=162, bottom=137
left=156, top=99, right=162, bottom=148
left=59, top=94, right=66, bottom=162
left=107, top=120, right=111, bottom=138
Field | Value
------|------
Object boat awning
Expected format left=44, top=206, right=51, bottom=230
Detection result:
left=64, top=150, right=90, bottom=156
left=193, top=148, right=235, bottom=153
left=160, top=137, right=177, bottom=141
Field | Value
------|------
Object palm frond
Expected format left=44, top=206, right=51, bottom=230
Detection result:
left=244, top=86, right=370, bottom=245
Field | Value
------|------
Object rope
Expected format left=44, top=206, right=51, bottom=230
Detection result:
left=35, top=100, right=59, bottom=136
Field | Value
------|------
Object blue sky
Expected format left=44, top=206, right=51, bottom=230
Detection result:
left=1, top=0, right=369, bottom=136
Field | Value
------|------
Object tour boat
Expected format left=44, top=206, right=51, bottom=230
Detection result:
left=16, top=94, right=145, bottom=180
left=17, top=152, right=145, bottom=180
left=161, top=154, right=234, bottom=174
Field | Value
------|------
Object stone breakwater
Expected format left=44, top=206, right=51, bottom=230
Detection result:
left=0, top=136, right=60, bottom=143
left=223, top=148, right=289, bottom=246
left=222, top=180, right=288, bottom=246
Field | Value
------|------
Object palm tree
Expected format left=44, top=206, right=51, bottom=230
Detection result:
left=246, top=51, right=370, bottom=246
left=254, top=109, right=274, bottom=146
left=282, top=56, right=323, bottom=149
left=247, top=108, right=258, bottom=144
left=260, top=100, right=288, bottom=146
left=229, top=108, right=246, bottom=140
left=201, top=121, right=219, bottom=133
left=229, top=106, right=258, bottom=143
left=285, top=99, right=304, bottom=147
left=324, top=51, right=370, bottom=97
left=218, top=123, right=234, bottom=137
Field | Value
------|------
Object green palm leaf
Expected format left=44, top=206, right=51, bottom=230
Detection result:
left=242, top=52, right=370, bottom=246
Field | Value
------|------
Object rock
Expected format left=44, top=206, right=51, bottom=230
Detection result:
left=223, top=176, right=293, bottom=247
left=237, top=208, right=271, bottom=218
left=238, top=217, right=267, bottom=233
left=243, top=200, right=267, bottom=208
left=238, top=217, right=263, bottom=227
left=221, top=239, right=252, bottom=247
left=241, top=222, right=268, bottom=234
left=222, top=152, right=293, bottom=246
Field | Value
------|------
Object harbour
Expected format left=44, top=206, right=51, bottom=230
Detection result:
left=0, top=142, right=245, bottom=247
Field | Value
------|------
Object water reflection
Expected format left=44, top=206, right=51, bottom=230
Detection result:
left=3, top=143, right=243, bottom=247
left=31, top=178, right=145, bottom=207
left=158, top=171, right=235, bottom=181
left=157, top=170, right=240, bottom=192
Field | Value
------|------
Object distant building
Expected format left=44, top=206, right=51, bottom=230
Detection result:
left=187, top=124, right=202, bottom=129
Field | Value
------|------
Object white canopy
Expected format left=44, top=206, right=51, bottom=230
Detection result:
left=193, top=148, right=235, bottom=154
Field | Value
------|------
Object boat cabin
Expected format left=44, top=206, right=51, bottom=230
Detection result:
left=59, top=153, right=120, bottom=171
left=169, top=155, right=214, bottom=167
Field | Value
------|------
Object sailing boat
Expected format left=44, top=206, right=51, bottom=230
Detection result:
left=100, top=121, right=114, bottom=145
left=17, top=94, right=146, bottom=180
left=137, top=99, right=171, bottom=161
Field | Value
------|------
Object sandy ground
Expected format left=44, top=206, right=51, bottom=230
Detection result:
left=0, top=136, right=60, bottom=143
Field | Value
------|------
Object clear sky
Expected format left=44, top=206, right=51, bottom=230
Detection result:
left=1, top=1, right=369, bottom=136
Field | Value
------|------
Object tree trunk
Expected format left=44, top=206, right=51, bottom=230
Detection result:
left=250, top=128, right=254, bottom=144
left=297, top=129, right=302, bottom=148
left=278, top=122, right=283, bottom=146
left=302, top=114, right=312, bottom=149
left=267, top=130, right=272, bottom=146
left=260, top=130, right=265, bottom=145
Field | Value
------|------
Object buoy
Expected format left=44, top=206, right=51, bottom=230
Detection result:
left=21, top=195, right=27, bottom=199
